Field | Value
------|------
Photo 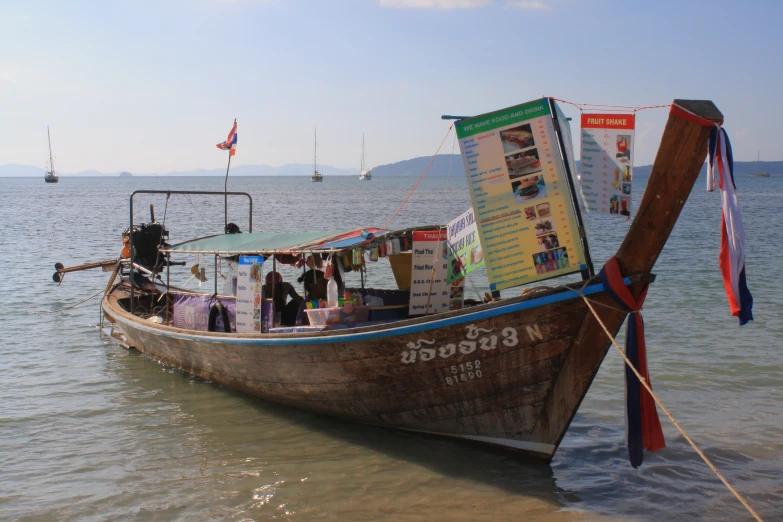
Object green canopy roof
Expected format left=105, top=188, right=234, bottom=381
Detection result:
left=162, top=231, right=338, bottom=255
left=161, top=226, right=441, bottom=255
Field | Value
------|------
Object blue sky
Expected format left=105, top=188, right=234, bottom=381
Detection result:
left=1, top=0, right=780, bottom=174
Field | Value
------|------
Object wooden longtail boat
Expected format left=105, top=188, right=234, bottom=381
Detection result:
left=101, top=100, right=722, bottom=460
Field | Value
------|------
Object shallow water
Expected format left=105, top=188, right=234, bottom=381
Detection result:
left=0, top=174, right=780, bottom=521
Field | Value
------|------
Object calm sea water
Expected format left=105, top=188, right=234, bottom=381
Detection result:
left=0, top=174, right=780, bottom=521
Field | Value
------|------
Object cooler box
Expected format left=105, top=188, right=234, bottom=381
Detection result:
left=305, top=305, right=370, bottom=326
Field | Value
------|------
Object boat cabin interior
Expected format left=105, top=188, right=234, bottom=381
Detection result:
left=114, top=218, right=528, bottom=335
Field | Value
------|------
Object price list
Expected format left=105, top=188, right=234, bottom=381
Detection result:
left=579, top=113, right=635, bottom=216
left=456, top=98, right=586, bottom=290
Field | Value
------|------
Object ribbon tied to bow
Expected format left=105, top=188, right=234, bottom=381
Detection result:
left=599, top=256, right=666, bottom=468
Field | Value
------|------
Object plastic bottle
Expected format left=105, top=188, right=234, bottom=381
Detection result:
left=327, top=277, right=339, bottom=305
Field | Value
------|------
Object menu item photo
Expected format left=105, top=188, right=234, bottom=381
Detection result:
left=506, top=148, right=542, bottom=179
left=500, top=123, right=535, bottom=152
left=512, top=175, right=547, bottom=204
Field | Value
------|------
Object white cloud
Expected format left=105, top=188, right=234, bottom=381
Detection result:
left=380, top=0, right=492, bottom=9
left=505, top=0, right=549, bottom=9
left=0, top=72, right=16, bottom=84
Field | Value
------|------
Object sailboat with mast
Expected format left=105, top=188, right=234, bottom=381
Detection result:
left=359, top=133, right=372, bottom=180
left=44, top=126, right=59, bottom=183
left=310, top=128, right=323, bottom=182
left=752, top=150, right=770, bottom=177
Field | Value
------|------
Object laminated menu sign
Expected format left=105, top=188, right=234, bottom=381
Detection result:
left=446, top=207, right=484, bottom=284
left=409, top=230, right=450, bottom=315
left=455, top=98, right=587, bottom=291
left=579, top=113, right=635, bottom=216
left=236, top=255, right=264, bottom=333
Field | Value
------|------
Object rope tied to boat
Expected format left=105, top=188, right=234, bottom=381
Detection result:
left=382, top=124, right=454, bottom=231
left=30, top=288, right=106, bottom=314
left=569, top=259, right=765, bottom=522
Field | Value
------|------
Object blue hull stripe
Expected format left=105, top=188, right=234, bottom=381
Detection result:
left=114, top=279, right=629, bottom=346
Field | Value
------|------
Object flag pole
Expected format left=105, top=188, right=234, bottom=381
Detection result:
left=224, top=118, right=236, bottom=231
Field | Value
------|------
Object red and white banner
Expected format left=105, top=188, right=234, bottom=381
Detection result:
left=579, top=114, right=635, bottom=216
left=707, top=126, right=753, bottom=325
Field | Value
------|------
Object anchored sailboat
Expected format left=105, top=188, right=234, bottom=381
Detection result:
left=753, top=151, right=770, bottom=177
left=44, top=126, right=59, bottom=183
left=359, top=133, right=372, bottom=180
left=311, top=128, right=323, bottom=182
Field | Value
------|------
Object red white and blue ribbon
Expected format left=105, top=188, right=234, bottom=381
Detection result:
left=707, top=127, right=753, bottom=325
left=217, top=121, right=238, bottom=156
left=600, top=257, right=666, bottom=468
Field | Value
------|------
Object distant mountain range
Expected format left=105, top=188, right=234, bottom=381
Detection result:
left=373, top=156, right=783, bottom=178
left=1, top=156, right=780, bottom=178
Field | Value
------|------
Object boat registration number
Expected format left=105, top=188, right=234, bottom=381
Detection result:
left=444, top=359, right=483, bottom=385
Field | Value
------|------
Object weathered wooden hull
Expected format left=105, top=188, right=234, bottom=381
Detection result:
left=104, top=281, right=629, bottom=459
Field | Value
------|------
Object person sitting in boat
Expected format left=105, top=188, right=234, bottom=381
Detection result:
left=298, top=256, right=328, bottom=301
left=263, top=271, right=302, bottom=326
left=299, top=269, right=327, bottom=301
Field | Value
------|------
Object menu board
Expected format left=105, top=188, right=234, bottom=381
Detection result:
left=446, top=207, right=484, bottom=284
left=455, top=98, right=587, bottom=291
left=235, top=255, right=264, bottom=333
left=579, top=113, right=635, bottom=216
left=409, top=230, right=450, bottom=315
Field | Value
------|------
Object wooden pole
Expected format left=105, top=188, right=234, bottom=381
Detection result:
left=53, top=259, right=118, bottom=283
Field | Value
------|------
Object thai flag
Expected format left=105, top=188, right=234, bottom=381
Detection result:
left=707, top=127, right=753, bottom=325
left=217, top=121, right=237, bottom=156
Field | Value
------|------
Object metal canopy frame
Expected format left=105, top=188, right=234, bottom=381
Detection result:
left=128, top=190, right=253, bottom=315
left=159, top=225, right=443, bottom=257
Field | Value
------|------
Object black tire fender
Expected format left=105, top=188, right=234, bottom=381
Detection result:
left=208, top=301, right=232, bottom=333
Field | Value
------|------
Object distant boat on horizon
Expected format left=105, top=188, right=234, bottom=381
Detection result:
left=311, top=128, right=323, bottom=182
left=44, top=126, right=59, bottom=183
left=359, top=133, right=372, bottom=181
left=752, top=150, right=771, bottom=177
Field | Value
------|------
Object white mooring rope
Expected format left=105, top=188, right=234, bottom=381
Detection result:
left=571, top=287, right=764, bottom=522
